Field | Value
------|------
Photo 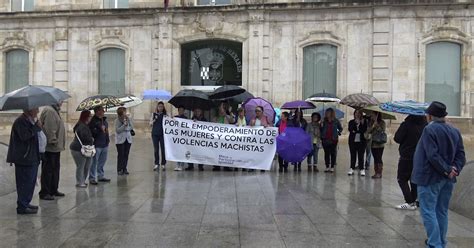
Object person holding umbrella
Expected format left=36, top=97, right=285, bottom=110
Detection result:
left=367, top=112, right=386, bottom=179
left=174, top=106, right=188, bottom=171
left=185, top=108, right=207, bottom=171
left=38, top=101, right=66, bottom=200
left=213, top=102, right=235, bottom=171
left=115, top=107, right=134, bottom=175
left=89, top=106, right=111, bottom=185
left=150, top=101, right=167, bottom=172
left=394, top=115, right=427, bottom=210
left=320, top=108, right=343, bottom=173
left=347, top=109, right=368, bottom=176
left=289, top=109, right=307, bottom=172
left=7, top=108, right=43, bottom=214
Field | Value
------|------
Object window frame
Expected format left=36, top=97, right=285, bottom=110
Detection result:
left=98, top=47, right=127, bottom=96
left=11, top=0, right=34, bottom=12
left=195, top=0, right=232, bottom=6
left=417, top=27, right=471, bottom=118
left=103, top=0, right=128, bottom=9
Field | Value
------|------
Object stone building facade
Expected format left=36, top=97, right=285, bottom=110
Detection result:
left=0, top=0, right=473, bottom=132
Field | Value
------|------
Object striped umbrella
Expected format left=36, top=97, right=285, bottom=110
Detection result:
left=380, top=100, right=429, bottom=116
left=340, top=93, right=379, bottom=108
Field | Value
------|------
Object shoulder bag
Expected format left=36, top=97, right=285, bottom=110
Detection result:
left=75, top=132, right=96, bottom=158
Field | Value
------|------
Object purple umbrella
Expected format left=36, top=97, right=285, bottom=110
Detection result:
left=277, top=127, right=312, bottom=163
left=243, top=97, right=276, bottom=124
left=281, top=100, right=316, bottom=110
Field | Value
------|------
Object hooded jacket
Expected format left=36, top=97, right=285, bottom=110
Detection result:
left=394, top=115, right=427, bottom=160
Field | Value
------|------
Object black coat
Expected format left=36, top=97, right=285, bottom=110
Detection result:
left=152, top=113, right=165, bottom=136
left=89, top=115, right=110, bottom=148
left=6, top=114, right=42, bottom=166
left=70, top=121, right=94, bottom=152
left=348, top=119, right=368, bottom=144
left=394, top=115, right=427, bottom=160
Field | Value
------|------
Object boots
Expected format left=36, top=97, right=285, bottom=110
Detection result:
left=371, top=163, right=383, bottom=179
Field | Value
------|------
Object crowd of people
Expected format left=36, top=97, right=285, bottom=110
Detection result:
left=5, top=98, right=467, bottom=248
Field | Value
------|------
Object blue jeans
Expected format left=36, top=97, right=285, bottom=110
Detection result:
left=307, top=144, right=319, bottom=165
left=365, top=141, right=372, bottom=169
left=90, top=147, right=108, bottom=181
left=15, top=164, right=39, bottom=211
left=418, top=179, right=454, bottom=248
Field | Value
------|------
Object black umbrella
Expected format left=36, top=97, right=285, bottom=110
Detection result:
left=76, top=95, right=122, bottom=111
left=0, top=85, right=70, bottom=111
left=169, top=89, right=214, bottom=110
left=209, top=85, right=246, bottom=100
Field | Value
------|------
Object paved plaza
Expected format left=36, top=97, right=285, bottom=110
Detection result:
left=0, top=137, right=473, bottom=248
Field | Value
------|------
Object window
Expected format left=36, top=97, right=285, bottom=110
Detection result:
left=197, top=0, right=231, bottom=6
left=181, top=40, right=242, bottom=86
left=11, top=0, right=34, bottom=12
left=425, top=41, right=461, bottom=116
left=99, top=48, right=126, bottom=95
left=104, top=0, right=128, bottom=8
left=302, top=44, right=337, bottom=100
left=5, top=49, right=29, bottom=93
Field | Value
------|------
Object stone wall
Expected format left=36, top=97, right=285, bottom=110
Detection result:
left=0, top=2, right=473, bottom=134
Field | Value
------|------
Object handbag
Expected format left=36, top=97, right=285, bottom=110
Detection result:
left=75, top=132, right=96, bottom=158
left=130, top=129, right=136, bottom=136
left=372, top=130, right=387, bottom=144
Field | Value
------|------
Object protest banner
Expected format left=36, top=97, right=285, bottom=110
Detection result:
left=163, top=116, right=278, bottom=170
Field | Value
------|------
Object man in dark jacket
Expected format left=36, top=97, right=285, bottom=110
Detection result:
left=413, top=101, right=465, bottom=248
left=7, top=108, right=42, bottom=214
left=394, top=115, right=427, bottom=210
left=88, top=106, right=111, bottom=184
left=39, top=103, right=66, bottom=200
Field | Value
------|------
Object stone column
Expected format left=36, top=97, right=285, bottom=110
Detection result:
left=371, top=7, right=392, bottom=103
left=53, top=18, right=70, bottom=121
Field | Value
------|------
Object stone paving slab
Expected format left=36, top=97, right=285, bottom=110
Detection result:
left=0, top=137, right=473, bottom=248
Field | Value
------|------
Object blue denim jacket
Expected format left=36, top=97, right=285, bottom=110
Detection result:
left=412, top=120, right=465, bottom=186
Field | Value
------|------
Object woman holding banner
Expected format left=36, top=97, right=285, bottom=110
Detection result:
left=150, top=102, right=167, bottom=172
left=174, top=106, right=187, bottom=171
left=185, top=108, right=207, bottom=171
left=213, top=102, right=235, bottom=172
left=250, top=106, right=272, bottom=172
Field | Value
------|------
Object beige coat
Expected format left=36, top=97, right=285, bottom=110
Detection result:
left=40, top=105, right=66, bottom=152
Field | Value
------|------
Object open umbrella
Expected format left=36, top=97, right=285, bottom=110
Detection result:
left=209, top=85, right=246, bottom=100
left=319, top=107, right=345, bottom=119
left=0, top=85, right=70, bottom=111
left=362, top=105, right=396, bottom=120
left=169, top=89, right=214, bottom=110
left=107, top=95, right=143, bottom=112
left=281, top=100, right=316, bottom=110
left=341, top=93, right=379, bottom=108
left=277, top=127, right=312, bottom=163
left=143, top=89, right=172, bottom=101
left=243, top=97, right=276, bottom=124
left=305, top=92, right=340, bottom=103
left=274, top=108, right=282, bottom=125
left=223, top=91, right=254, bottom=103
left=380, top=100, right=429, bottom=116
left=76, top=95, right=122, bottom=111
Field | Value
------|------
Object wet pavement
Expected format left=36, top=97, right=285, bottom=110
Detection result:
left=0, top=137, right=473, bottom=248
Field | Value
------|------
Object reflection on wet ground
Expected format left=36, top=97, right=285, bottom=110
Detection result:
left=0, top=137, right=473, bottom=247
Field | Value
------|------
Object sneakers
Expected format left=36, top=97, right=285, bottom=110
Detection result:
left=360, top=170, right=366, bottom=176
left=89, top=180, right=98, bottom=185
left=161, top=165, right=166, bottom=171
left=324, top=168, right=330, bottom=173
left=153, top=165, right=159, bottom=171
left=347, top=168, right=354, bottom=175
left=174, top=166, right=183, bottom=171
left=396, top=203, right=417, bottom=211
left=330, top=168, right=335, bottom=173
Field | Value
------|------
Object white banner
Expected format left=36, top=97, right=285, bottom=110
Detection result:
left=163, top=117, right=278, bottom=170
